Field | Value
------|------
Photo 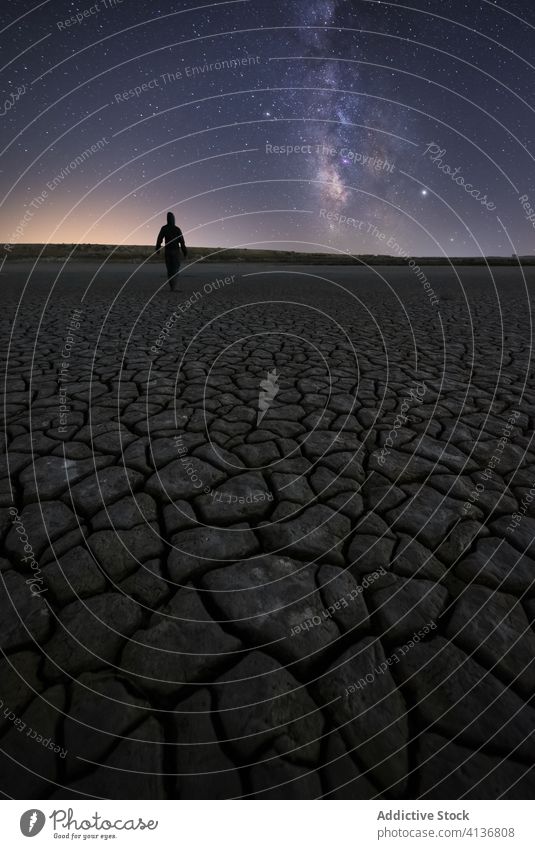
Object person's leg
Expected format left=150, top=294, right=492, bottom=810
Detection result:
left=164, top=253, right=174, bottom=288
left=166, top=252, right=180, bottom=290
left=171, top=254, right=180, bottom=290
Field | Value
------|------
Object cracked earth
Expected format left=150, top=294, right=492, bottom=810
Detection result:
left=1, top=260, right=535, bottom=799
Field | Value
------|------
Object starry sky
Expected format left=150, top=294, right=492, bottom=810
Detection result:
left=1, top=0, right=534, bottom=257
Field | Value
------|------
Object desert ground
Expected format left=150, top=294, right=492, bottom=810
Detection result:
left=1, top=259, right=534, bottom=799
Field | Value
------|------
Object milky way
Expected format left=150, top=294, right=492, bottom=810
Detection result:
left=1, top=0, right=534, bottom=257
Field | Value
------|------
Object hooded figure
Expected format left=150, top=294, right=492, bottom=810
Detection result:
left=156, top=212, right=188, bottom=290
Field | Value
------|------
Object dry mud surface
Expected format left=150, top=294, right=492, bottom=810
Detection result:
left=1, top=260, right=535, bottom=799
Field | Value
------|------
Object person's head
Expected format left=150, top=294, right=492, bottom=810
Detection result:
left=167, top=211, right=175, bottom=226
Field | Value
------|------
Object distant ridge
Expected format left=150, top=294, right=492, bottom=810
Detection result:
left=3, top=243, right=535, bottom=265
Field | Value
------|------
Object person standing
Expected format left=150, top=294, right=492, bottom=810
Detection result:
left=156, top=212, right=188, bottom=291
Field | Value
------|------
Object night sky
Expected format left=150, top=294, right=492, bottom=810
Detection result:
left=1, top=0, right=534, bottom=257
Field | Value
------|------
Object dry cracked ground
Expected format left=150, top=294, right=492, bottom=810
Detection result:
left=1, top=259, right=535, bottom=800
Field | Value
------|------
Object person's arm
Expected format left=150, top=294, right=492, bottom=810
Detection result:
left=156, top=227, right=164, bottom=252
left=179, top=230, right=188, bottom=257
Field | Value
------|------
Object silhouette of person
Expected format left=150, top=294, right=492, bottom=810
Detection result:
left=156, top=212, right=188, bottom=291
